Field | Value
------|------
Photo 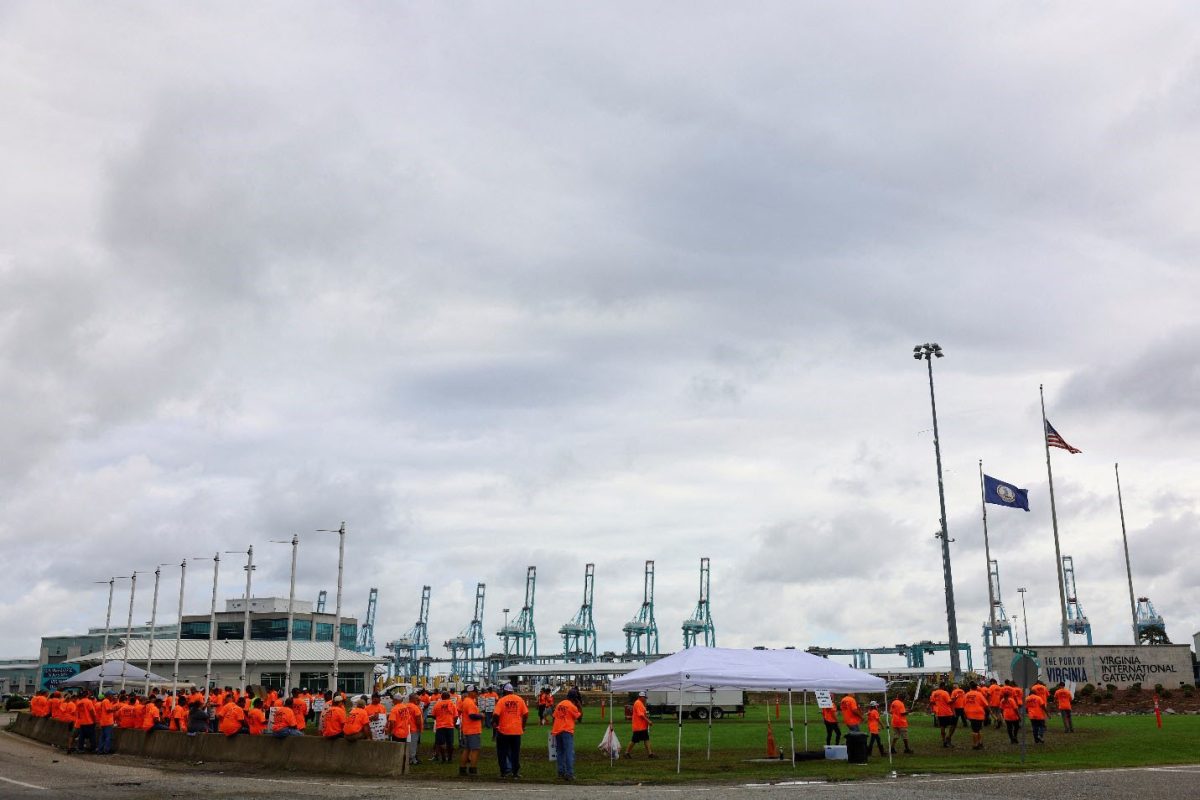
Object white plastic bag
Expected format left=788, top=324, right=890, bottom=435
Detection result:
left=598, top=723, right=621, bottom=759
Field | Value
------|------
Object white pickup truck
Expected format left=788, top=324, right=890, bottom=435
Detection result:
left=646, top=689, right=745, bottom=719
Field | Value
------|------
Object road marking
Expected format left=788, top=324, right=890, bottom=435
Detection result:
left=0, top=775, right=47, bottom=790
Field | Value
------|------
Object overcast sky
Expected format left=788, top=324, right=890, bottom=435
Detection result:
left=2, top=2, right=1197, bottom=668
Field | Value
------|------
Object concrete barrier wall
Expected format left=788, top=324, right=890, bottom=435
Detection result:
left=7, top=713, right=408, bottom=777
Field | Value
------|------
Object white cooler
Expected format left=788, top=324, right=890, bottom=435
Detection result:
left=824, top=745, right=848, bottom=761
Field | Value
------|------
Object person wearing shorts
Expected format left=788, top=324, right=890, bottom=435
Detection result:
left=625, top=692, right=655, bottom=759
left=963, top=683, right=988, bottom=750
left=457, top=686, right=485, bottom=777
left=929, top=683, right=955, bottom=748
left=950, top=683, right=967, bottom=731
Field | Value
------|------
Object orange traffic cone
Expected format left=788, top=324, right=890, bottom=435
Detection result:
left=766, top=720, right=779, bottom=758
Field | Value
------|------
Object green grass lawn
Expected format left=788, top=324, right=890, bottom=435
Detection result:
left=406, top=704, right=1200, bottom=784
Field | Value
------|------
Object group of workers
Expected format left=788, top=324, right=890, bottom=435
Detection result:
left=29, top=681, right=590, bottom=781
left=821, top=678, right=1075, bottom=755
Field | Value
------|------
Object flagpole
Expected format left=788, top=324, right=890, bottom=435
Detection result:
left=979, top=460, right=998, bottom=673
left=1115, top=463, right=1139, bottom=644
left=1039, top=384, right=1070, bottom=646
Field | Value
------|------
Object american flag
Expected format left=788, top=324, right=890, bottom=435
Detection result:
left=1045, top=420, right=1082, bottom=454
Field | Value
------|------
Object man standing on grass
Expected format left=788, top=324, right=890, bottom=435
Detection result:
left=963, top=682, right=988, bottom=750
left=458, top=685, right=485, bottom=777
left=840, top=693, right=862, bottom=733
left=1025, top=689, right=1048, bottom=744
left=1054, top=683, right=1074, bottom=733
left=987, top=679, right=1004, bottom=729
left=625, top=691, right=656, bottom=759
left=929, top=683, right=955, bottom=748
left=432, top=690, right=458, bottom=762
left=1000, top=688, right=1021, bottom=743
left=493, top=683, right=529, bottom=779
left=552, top=688, right=583, bottom=781
left=888, top=694, right=912, bottom=754
left=822, top=702, right=841, bottom=745
left=866, top=701, right=886, bottom=757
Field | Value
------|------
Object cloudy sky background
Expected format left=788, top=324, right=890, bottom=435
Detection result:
left=2, top=2, right=1198, bottom=667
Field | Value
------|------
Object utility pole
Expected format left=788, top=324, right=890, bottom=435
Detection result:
left=317, top=522, right=347, bottom=693
left=171, top=559, right=187, bottom=697
left=1115, top=463, right=1139, bottom=644
left=143, top=566, right=163, bottom=695
left=225, top=545, right=255, bottom=693
left=118, top=572, right=141, bottom=691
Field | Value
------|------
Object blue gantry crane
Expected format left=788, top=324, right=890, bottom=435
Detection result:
left=497, top=567, right=537, bottom=667
left=623, top=560, right=659, bottom=656
left=387, top=585, right=431, bottom=680
left=1061, top=556, right=1093, bottom=645
left=1135, top=596, right=1170, bottom=645
left=446, top=583, right=487, bottom=680
left=807, top=641, right=973, bottom=672
left=559, top=563, right=597, bottom=663
left=682, top=557, right=716, bottom=648
left=356, top=587, right=378, bottom=654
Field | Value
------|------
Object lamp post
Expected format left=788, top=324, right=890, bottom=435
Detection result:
left=225, top=546, right=255, bottom=693
left=143, top=565, right=166, bottom=695
left=1017, top=587, right=1030, bottom=646
left=170, top=559, right=187, bottom=697
left=913, top=342, right=961, bottom=678
left=270, top=535, right=299, bottom=694
left=317, top=523, right=346, bottom=693
left=118, top=571, right=144, bottom=691
left=94, top=577, right=129, bottom=696
left=190, top=553, right=221, bottom=702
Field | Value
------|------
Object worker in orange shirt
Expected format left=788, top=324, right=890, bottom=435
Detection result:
left=246, top=698, right=268, bottom=735
left=95, top=691, right=117, bottom=755
left=492, top=683, right=530, bottom=778
left=432, top=690, right=459, bottom=762
left=387, top=693, right=412, bottom=763
left=342, top=697, right=372, bottom=741
left=170, top=695, right=189, bottom=732
left=1025, top=689, right=1048, bottom=743
left=1053, top=682, right=1074, bottom=733
left=48, top=691, right=63, bottom=720
left=929, top=683, right=955, bottom=748
left=364, top=693, right=386, bottom=739
left=69, top=689, right=98, bottom=754
left=624, top=690, right=655, bottom=759
left=218, top=696, right=246, bottom=737
left=839, top=693, right=863, bottom=733
left=865, top=701, right=886, bottom=757
left=30, top=690, right=50, bottom=718
left=999, top=686, right=1021, bottom=743
left=552, top=688, right=583, bottom=781
left=985, top=679, right=1003, bottom=729
left=458, top=685, right=485, bottom=777
left=888, top=694, right=912, bottom=754
left=537, top=687, right=554, bottom=726
left=272, top=702, right=303, bottom=737
left=962, top=682, right=988, bottom=750
left=57, top=694, right=76, bottom=727
left=408, top=692, right=426, bottom=763
left=821, top=702, right=841, bottom=745
left=949, top=683, right=966, bottom=734
left=480, top=686, right=499, bottom=731
left=141, top=698, right=167, bottom=731
left=321, top=695, right=347, bottom=738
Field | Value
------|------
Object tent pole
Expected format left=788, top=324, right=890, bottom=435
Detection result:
left=676, top=679, right=683, bottom=774
left=885, top=687, right=893, bottom=767
left=803, top=691, right=808, bottom=751
left=707, top=687, right=713, bottom=760
left=787, top=689, right=795, bottom=769
left=608, top=690, right=614, bottom=767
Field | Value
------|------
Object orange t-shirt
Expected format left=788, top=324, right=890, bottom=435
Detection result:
left=433, top=699, right=458, bottom=730
left=219, top=704, right=245, bottom=736
left=48, top=697, right=62, bottom=719
left=538, top=693, right=553, bottom=708
left=950, top=688, right=965, bottom=710
left=1032, top=683, right=1049, bottom=701
left=821, top=706, right=838, bottom=724
left=630, top=698, right=650, bottom=732
left=1001, top=696, right=1021, bottom=722
left=97, top=698, right=117, bottom=728
left=389, top=702, right=412, bottom=738
left=888, top=699, right=908, bottom=728
left=1025, top=693, right=1047, bottom=720
left=551, top=699, right=581, bottom=735
left=58, top=700, right=76, bottom=723
left=494, top=694, right=529, bottom=735
left=459, top=697, right=483, bottom=736
left=291, top=699, right=310, bottom=727
left=74, top=698, right=97, bottom=727
left=987, top=684, right=1003, bottom=707
left=141, top=704, right=161, bottom=730
left=321, top=705, right=347, bottom=737
left=930, top=689, right=952, bottom=717
left=840, top=696, right=862, bottom=726
left=30, top=696, right=50, bottom=717
left=272, top=706, right=297, bottom=732
left=963, top=690, right=987, bottom=720
left=1054, top=688, right=1072, bottom=710
left=408, top=701, right=423, bottom=733
left=343, top=707, right=370, bottom=735
left=170, top=703, right=188, bottom=731
left=867, top=708, right=881, bottom=733
left=247, top=708, right=268, bottom=735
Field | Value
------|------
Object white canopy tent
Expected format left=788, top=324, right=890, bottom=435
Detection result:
left=610, top=647, right=888, bottom=772
left=60, top=661, right=172, bottom=691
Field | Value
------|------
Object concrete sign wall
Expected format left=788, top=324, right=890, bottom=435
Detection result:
left=991, top=645, right=1193, bottom=688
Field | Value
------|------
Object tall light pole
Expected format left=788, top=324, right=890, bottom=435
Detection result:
left=1114, top=463, right=1139, bottom=644
left=143, top=565, right=165, bottom=695
left=1017, top=587, right=1030, bottom=646
left=170, top=559, right=187, bottom=697
left=913, top=342, right=961, bottom=678
left=191, top=552, right=221, bottom=701
left=271, top=535, right=299, bottom=693
left=118, top=571, right=144, bottom=691
left=225, top=546, right=255, bottom=693
left=94, top=577, right=128, bottom=696
left=317, top=522, right=346, bottom=693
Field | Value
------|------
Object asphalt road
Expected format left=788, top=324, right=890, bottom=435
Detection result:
left=1, top=726, right=1197, bottom=800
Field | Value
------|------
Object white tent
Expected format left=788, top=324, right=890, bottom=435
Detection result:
left=61, top=661, right=171, bottom=690
left=610, top=647, right=887, bottom=772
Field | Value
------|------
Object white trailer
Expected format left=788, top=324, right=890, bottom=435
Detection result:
left=646, top=688, right=744, bottom=719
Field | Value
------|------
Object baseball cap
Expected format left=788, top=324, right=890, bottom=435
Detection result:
left=503, top=683, right=514, bottom=692
left=638, top=691, right=647, bottom=697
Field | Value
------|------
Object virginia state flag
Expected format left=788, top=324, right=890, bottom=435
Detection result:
left=984, top=475, right=1030, bottom=512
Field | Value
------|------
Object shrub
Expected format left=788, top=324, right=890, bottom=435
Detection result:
left=1105, top=684, right=1117, bottom=693
left=1128, top=682, right=1142, bottom=692
left=1079, top=683, right=1096, bottom=696
left=1102, top=692, right=1114, bottom=701
left=1154, top=683, right=1166, bottom=693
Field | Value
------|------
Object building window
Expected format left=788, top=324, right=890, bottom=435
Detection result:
left=339, top=623, right=357, bottom=650
left=292, top=619, right=312, bottom=640
left=180, top=621, right=211, bottom=639
left=259, top=672, right=287, bottom=690
left=299, top=672, right=328, bottom=690
left=216, top=622, right=244, bottom=640
left=315, top=623, right=333, bottom=642
left=251, top=618, right=288, bottom=640
left=338, top=673, right=365, bottom=694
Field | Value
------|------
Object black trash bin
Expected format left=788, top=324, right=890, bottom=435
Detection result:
left=845, top=731, right=869, bottom=764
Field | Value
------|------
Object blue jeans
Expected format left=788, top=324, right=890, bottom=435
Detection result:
left=97, top=725, right=114, bottom=754
left=554, top=732, right=575, bottom=777
left=273, top=727, right=304, bottom=737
